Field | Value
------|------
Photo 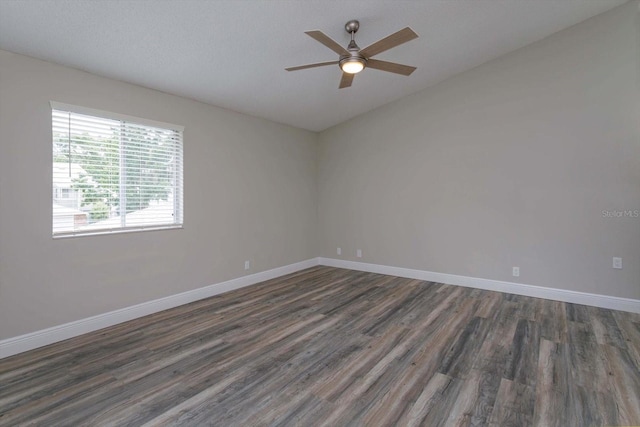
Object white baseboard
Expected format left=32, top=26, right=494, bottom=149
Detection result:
left=3, top=256, right=638, bottom=359
left=0, top=258, right=320, bottom=359
left=319, top=258, right=640, bottom=314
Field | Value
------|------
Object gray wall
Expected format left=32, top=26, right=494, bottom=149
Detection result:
left=318, top=2, right=640, bottom=299
left=0, top=50, right=318, bottom=339
left=1, top=1, right=638, bottom=342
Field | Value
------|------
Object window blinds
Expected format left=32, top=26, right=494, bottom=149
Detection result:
left=51, top=103, right=183, bottom=237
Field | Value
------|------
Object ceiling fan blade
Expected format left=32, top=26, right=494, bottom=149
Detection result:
left=339, top=72, right=354, bottom=89
left=285, top=61, right=339, bottom=71
left=305, top=30, right=350, bottom=56
left=366, top=59, right=416, bottom=76
left=360, top=27, right=418, bottom=58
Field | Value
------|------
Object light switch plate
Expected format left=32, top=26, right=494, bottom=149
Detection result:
left=613, top=257, right=622, bottom=269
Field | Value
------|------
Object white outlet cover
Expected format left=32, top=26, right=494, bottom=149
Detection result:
left=512, top=267, right=520, bottom=277
left=337, top=247, right=341, bottom=255
left=357, top=249, right=362, bottom=258
left=244, top=260, right=250, bottom=270
left=613, top=257, right=622, bottom=269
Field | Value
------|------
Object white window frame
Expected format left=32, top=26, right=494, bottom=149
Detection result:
left=51, top=101, right=184, bottom=238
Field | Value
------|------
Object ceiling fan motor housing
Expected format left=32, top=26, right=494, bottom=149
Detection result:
left=340, top=21, right=366, bottom=72
left=339, top=53, right=367, bottom=71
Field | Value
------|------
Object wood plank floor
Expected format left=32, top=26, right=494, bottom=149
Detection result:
left=1, top=266, right=639, bottom=426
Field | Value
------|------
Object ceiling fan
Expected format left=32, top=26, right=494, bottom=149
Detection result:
left=286, top=20, right=419, bottom=89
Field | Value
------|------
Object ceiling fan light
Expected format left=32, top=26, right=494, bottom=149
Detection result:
left=341, top=59, right=365, bottom=74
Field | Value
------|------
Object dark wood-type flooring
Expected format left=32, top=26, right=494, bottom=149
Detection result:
left=1, top=266, right=639, bottom=426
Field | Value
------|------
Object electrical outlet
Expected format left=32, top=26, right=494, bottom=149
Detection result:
left=244, top=260, right=250, bottom=270
left=512, top=267, right=520, bottom=277
left=613, top=257, right=622, bottom=269
left=357, top=249, right=362, bottom=258
left=337, top=247, right=341, bottom=255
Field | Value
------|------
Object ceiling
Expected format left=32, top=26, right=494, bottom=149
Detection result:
left=0, top=0, right=627, bottom=132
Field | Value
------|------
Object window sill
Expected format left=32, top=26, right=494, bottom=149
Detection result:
left=52, top=224, right=183, bottom=239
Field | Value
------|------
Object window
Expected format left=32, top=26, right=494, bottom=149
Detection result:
left=52, top=102, right=183, bottom=237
